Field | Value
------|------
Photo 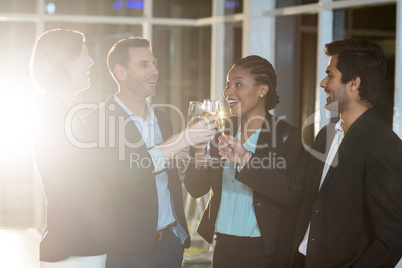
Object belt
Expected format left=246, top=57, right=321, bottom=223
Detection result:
left=155, top=221, right=177, bottom=241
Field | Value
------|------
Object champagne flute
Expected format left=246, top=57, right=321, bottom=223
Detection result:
left=214, top=100, right=231, bottom=159
left=187, top=101, right=203, bottom=127
left=183, top=101, right=203, bottom=160
left=215, top=100, right=226, bottom=133
left=201, top=99, right=219, bottom=163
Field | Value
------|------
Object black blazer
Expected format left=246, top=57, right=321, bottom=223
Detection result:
left=184, top=113, right=306, bottom=267
left=32, top=94, right=113, bottom=262
left=81, top=96, right=190, bottom=255
left=292, top=108, right=402, bottom=268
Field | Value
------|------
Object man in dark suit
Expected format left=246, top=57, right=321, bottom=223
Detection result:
left=80, top=37, right=216, bottom=268
left=292, top=39, right=402, bottom=267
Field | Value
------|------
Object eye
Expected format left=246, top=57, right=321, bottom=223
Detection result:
left=235, top=82, right=242, bottom=87
left=153, top=61, right=158, bottom=67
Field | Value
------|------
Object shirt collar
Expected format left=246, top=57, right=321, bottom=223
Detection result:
left=113, top=95, right=158, bottom=124
left=334, top=119, right=344, bottom=133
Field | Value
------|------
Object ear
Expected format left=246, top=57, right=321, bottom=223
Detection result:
left=349, top=77, right=361, bottom=92
left=259, top=84, right=269, bottom=97
left=114, top=64, right=126, bottom=81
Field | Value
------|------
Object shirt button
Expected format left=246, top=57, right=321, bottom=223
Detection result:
left=315, top=210, right=319, bottom=213
left=256, top=203, right=261, bottom=206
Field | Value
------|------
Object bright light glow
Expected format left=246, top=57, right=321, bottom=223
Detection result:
left=126, top=0, right=144, bottom=9
left=0, top=79, right=35, bottom=162
left=46, top=3, right=56, bottom=15
left=0, top=229, right=40, bottom=267
left=113, top=1, right=124, bottom=10
left=225, top=0, right=240, bottom=9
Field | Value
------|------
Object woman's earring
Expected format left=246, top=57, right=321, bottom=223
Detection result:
left=260, top=94, right=264, bottom=98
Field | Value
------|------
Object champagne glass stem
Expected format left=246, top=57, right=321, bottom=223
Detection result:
left=205, top=141, right=211, bottom=160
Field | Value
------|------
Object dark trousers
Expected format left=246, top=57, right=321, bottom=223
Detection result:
left=212, top=233, right=273, bottom=268
left=106, top=231, right=184, bottom=268
left=292, top=251, right=306, bottom=268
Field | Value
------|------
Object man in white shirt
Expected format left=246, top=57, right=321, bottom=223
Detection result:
left=81, top=37, right=216, bottom=268
left=292, top=39, right=402, bottom=267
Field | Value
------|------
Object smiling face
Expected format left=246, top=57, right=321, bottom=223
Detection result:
left=223, top=65, right=266, bottom=118
left=66, top=43, right=94, bottom=94
left=320, top=55, right=350, bottom=113
left=118, top=47, right=159, bottom=99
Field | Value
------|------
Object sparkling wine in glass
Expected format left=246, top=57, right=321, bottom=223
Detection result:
left=201, top=99, right=220, bottom=163
left=215, top=101, right=226, bottom=133
left=183, top=101, right=203, bottom=160
left=187, top=101, right=203, bottom=127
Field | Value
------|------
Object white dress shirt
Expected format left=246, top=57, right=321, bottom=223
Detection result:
left=114, top=95, right=176, bottom=230
left=298, top=119, right=344, bottom=255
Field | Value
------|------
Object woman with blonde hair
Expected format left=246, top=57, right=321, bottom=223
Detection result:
left=31, top=29, right=111, bottom=267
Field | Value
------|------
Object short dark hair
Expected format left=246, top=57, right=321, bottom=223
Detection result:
left=107, top=37, right=151, bottom=80
left=30, top=28, right=84, bottom=93
left=324, top=39, right=386, bottom=105
left=234, top=55, right=280, bottom=110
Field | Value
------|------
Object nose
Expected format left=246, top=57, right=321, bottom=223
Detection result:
left=320, top=77, right=327, bottom=88
left=151, top=63, right=159, bottom=75
left=223, top=84, right=232, bottom=99
left=88, top=55, right=94, bottom=67
left=223, top=87, right=228, bottom=98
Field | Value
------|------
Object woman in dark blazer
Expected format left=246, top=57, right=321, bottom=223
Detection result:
left=184, top=55, right=306, bottom=268
left=31, top=29, right=112, bottom=267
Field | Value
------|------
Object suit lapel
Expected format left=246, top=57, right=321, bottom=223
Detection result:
left=255, top=114, right=273, bottom=154
left=107, top=97, right=147, bottom=149
left=310, top=124, right=336, bottom=195
left=227, top=114, right=272, bottom=154
left=319, top=109, right=372, bottom=191
left=154, top=108, right=172, bottom=141
left=108, top=97, right=173, bottom=144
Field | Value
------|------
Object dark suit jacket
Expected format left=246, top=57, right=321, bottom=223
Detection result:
left=292, top=108, right=402, bottom=268
left=81, top=96, right=190, bottom=255
left=184, top=113, right=306, bottom=267
left=32, top=94, right=113, bottom=262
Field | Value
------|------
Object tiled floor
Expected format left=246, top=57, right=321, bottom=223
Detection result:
left=1, top=228, right=401, bottom=268
left=0, top=228, right=211, bottom=268
left=0, top=228, right=41, bottom=268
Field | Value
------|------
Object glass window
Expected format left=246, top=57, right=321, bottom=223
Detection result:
left=151, top=25, right=211, bottom=131
left=224, top=0, right=243, bottom=15
left=224, top=22, right=242, bottom=70
left=347, top=4, right=396, bottom=32
left=44, top=0, right=144, bottom=16
left=0, top=22, right=35, bottom=83
left=300, top=15, right=318, bottom=146
left=277, top=0, right=318, bottom=9
left=153, top=0, right=212, bottom=19
left=0, top=0, right=36, bottom=13
left=0, top=22, right=37, bottom=228
left=342, top=5, right=396, bottom=127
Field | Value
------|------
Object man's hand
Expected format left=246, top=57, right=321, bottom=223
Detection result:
left=160, top=116, right=217, bottom=159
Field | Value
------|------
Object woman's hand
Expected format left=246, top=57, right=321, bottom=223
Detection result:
left=218, top=134, right=252, bottom=166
